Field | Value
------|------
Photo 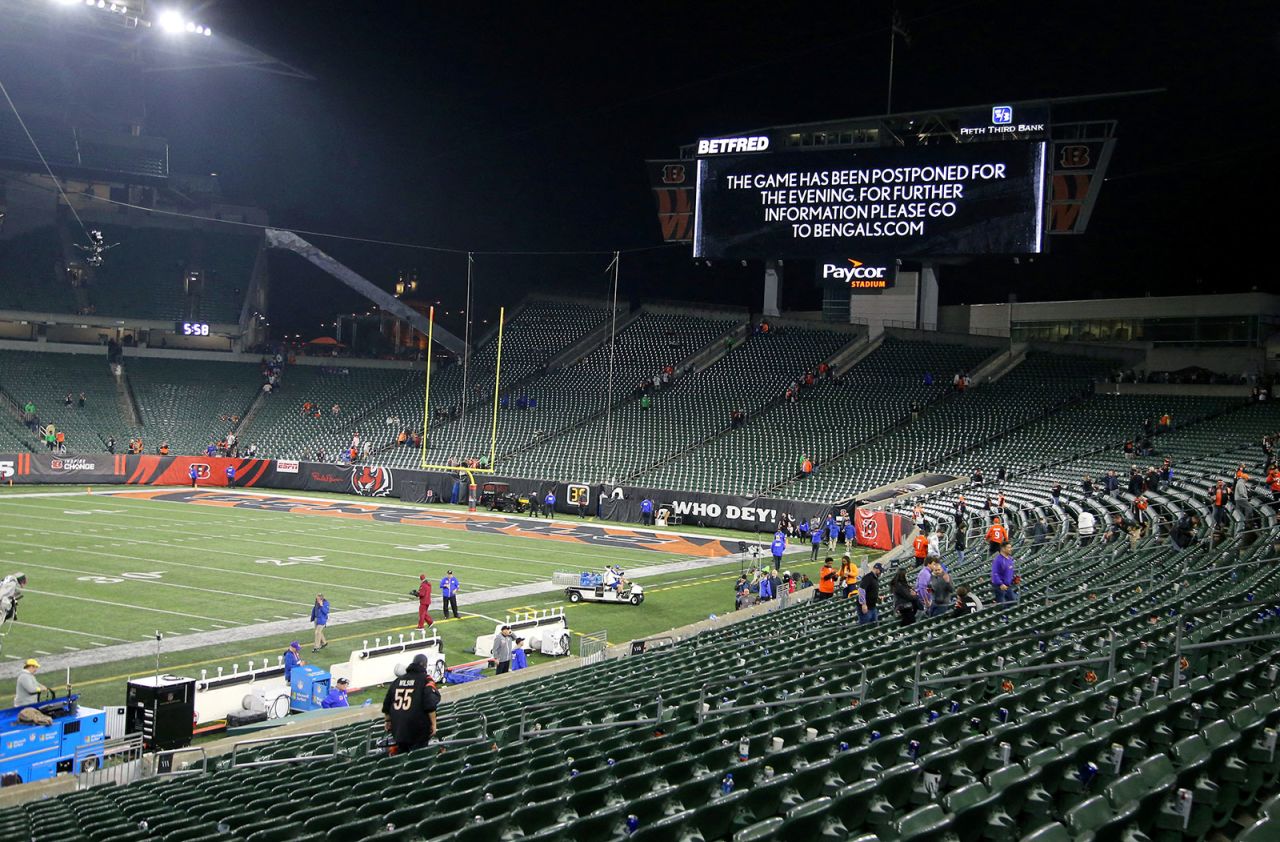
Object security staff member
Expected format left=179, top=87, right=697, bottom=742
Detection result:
left=770, top=530, right=786, bottom=571
left=543, top=490, right=556, bottom=519
left=440, top=570, right=460, bottom=619
left=188, top=464, right=200, bottom=488
left=381, top=654, right=439, bottom=754
left=640, top=497, right=654, bottom=526
left=225, top=464, right=237, bottom=489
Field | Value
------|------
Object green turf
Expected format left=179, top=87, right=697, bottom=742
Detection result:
left=0, top=487, right=854, bottom=711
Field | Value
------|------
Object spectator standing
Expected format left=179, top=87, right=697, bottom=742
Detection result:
left=1031, top=516, right=1049, bottom=548
left=991, top=542, right=1017, bottom=605
left=413, top=574, right=433, bottom=629
left=891, top=569, right=921, bottom=625
left=77, top=392, right=85, bottom=409
left=928, top=557, right=954, bottom=618
left=310, top=593, right=329, bottom=652
left=858, top=562, right=882, bottom=624
left=1235, top=468, right=1255, bottom=528
left=954, top=518, right=968, bottom=564
left=1078, top=510, right=1096, bottom=545
left=815, top=559, right=836, bottom=601
left=381, top=654, right=439, bottom=754
left=912, top=530, right=929, bottom=564
left=1210, top=480, right=1229, bottom=528
left=915, top=561, right=933, bottom=615
left=490, top=625, right=515, bottom=674
left=985, top=517, right=1007, bottom=555
left=512, top=638, right=528, bottom=670
left=440, top=570, right=460, bottom=619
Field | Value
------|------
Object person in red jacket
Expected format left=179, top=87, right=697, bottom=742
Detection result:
left=412, top=574, right=433, bottom=629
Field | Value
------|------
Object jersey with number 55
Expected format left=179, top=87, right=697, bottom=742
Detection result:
left=381, top=671, right=440, bottom=750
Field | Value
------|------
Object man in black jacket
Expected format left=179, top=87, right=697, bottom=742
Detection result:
left=857, top=563, right=882, bottom=624
left=381, top=654, right=440, bottom=754
left=1170, top=512, right=1200, bottom=550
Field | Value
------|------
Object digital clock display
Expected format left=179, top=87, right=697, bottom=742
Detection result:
left=177, top=322, right=211, bottom=336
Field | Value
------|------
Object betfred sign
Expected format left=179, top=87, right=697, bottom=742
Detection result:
left=816, top=258, right=896, bottom=292
left=697, top=135, right=770, bottom=155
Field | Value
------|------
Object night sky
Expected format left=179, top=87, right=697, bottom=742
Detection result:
left=17, top=1, right=1280, bottom=335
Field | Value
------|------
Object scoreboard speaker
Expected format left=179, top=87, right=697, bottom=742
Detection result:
left=125, top=675, right=195, bottom=751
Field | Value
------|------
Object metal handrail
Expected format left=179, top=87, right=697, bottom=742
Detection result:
left=912, top=631, right=1118, bottom=704
left=697, top=665, right=867, bottom=723
left=230, top=730, right=339, bottom=768
left=365, top=711, right=491, bottom=755
left=1170, top=595, right=1280, bottom=686
left=518, top=692, right=663, bottom=740
left=153, top=746, right=208, bottom=776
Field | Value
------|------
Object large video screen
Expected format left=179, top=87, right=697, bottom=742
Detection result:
left=693, top=141, right=1045, bottom=260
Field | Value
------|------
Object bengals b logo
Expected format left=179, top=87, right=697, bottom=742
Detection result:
left=860, top=516, right=878, bottom=540
left=1058, top=145, right=1091, bottom=169
left=661, top=164, right=686, bottom=185
left=192, top=463, right=211, bottom=479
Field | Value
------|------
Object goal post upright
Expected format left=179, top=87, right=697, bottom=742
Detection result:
left=488, top=306, right=505, bottom=473
left=419, top=305, right=434, bottom=470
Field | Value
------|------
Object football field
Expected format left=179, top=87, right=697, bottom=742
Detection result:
left=0, top=486, right=787, bottom=709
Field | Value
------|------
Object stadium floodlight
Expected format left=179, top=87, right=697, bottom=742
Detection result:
left=157, top=9, right=184, bottom=33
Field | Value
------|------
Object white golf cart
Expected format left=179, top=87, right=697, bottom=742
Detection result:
left=565, top=579, right=645, bottom=606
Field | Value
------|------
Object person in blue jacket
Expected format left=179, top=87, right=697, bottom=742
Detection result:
left=798, top=518, right=810, bottom=540
left=225, top=464, right=237, bottom=489
left=283, top=640, right=304, bottom=683
left=770, top=530, right=786, bottom=571
left=320, top=677, right=350, bottom=708
left=512, top=637, right=528, bottom=671
left=188, top=464, right=200, bottom=489
left=640, top=497, right=654, bottom=526
left=310, top=593, right=329, bottom=651
left=843, top=519, right=856, bottom=548
left=440, top=571, right=460, bottom=619
left=810, top=525, right=823, bottom=561
left=543, top=490, right=556, bottom=519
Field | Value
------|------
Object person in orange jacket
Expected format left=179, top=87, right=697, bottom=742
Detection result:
left=912, top=531, right=929, bottom=563
left=986, top=517, right=1008, bottom=554
left=815, top=558, right=837, bottom=600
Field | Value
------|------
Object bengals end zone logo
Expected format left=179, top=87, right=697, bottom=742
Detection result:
left=352, top=466, right=393, bottom=497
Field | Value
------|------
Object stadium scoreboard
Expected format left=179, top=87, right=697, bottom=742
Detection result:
left=693, top=140, right=1046, bottom=261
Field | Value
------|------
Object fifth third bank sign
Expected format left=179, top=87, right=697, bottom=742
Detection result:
left=694, top=140, right=1046, bottom=260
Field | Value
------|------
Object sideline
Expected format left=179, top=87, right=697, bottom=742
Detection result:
left=0, top=547, right=784, bottom=680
